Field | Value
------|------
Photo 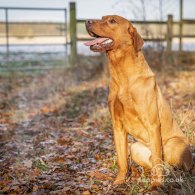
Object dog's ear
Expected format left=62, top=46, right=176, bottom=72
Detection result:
left=128, top=26, right=144, bottom=53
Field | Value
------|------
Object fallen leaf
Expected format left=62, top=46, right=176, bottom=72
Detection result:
left=57, top=136, right=72, bottom=145
left=87, top=171, right=112, bottom=181
left=23, top=160, right=33, bottom=168
left=82, top=190, right=91, bottom=195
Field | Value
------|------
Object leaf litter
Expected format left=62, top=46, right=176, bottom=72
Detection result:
left=0, top=58, right=194, bottom=194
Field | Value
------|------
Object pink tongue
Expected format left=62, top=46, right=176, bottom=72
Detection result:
left=84, top=37, right=109, bottom=46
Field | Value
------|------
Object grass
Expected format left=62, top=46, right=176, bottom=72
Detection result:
left=33, top=158, right=48, bottom=172
left=0, top=50, right=69, bottom=74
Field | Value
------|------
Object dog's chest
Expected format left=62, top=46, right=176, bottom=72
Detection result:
left=116, top=88, right=134, bottom=110
left=117, top=87, right=132, bottom=102
left=113, top=88, right=136, bottom=119
left=113, top=88, right=149, bottom=143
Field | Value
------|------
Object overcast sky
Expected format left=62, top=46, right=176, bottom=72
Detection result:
left=0, top=0, right=194, bottom=22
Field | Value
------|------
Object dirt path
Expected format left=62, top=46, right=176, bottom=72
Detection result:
left=0, top=61, right=194, bottom=194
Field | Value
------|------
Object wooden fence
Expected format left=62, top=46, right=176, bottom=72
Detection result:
left=69, top=2, right=195, bottom=65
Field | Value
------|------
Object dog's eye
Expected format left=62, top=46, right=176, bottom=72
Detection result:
left=109, top=19, right=117, bottom=24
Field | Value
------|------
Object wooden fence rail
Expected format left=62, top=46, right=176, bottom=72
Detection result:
left=69, top=2, right=195, bottom=65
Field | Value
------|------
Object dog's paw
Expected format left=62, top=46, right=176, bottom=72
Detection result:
left=113, top=178, right=125, bottom=185
left=151, top=176, right=164, bottom=189
left=151, top=181, right=162, bottom=188
left=113, top=173, right=126, bottom=185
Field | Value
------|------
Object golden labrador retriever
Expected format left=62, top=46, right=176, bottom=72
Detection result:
left=84, top=15, right=192, bottom=187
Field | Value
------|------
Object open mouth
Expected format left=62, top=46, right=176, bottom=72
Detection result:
left=84, top=31, right=113, bottom=51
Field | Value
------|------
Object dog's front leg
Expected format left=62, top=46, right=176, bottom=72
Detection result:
left=113, top=124, right=128, bottom=185
left=109, top=98, right=128, bottom=185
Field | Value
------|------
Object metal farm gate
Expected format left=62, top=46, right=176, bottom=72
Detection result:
left=0, top=7, right=68, bottom=70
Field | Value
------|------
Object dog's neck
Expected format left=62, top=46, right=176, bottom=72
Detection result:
left=106, top=45, right=147, bottom=83
left=107, top=44, right=136, bottom=62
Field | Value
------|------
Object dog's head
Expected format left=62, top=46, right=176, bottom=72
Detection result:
left=84, top=15, right=144, bottom=53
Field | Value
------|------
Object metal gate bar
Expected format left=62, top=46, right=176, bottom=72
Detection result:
left=0, top=7, right=68, bottom=56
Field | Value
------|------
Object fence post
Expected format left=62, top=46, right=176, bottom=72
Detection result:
left=179, top=0, right=183, bottom=51
left=69, top=2, right=77, bottom=65
left=5, top=8, right=9, bottom=57
left=166, top=14, right=173, bottom=53
left=64, top=8, right=68, bottom=57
